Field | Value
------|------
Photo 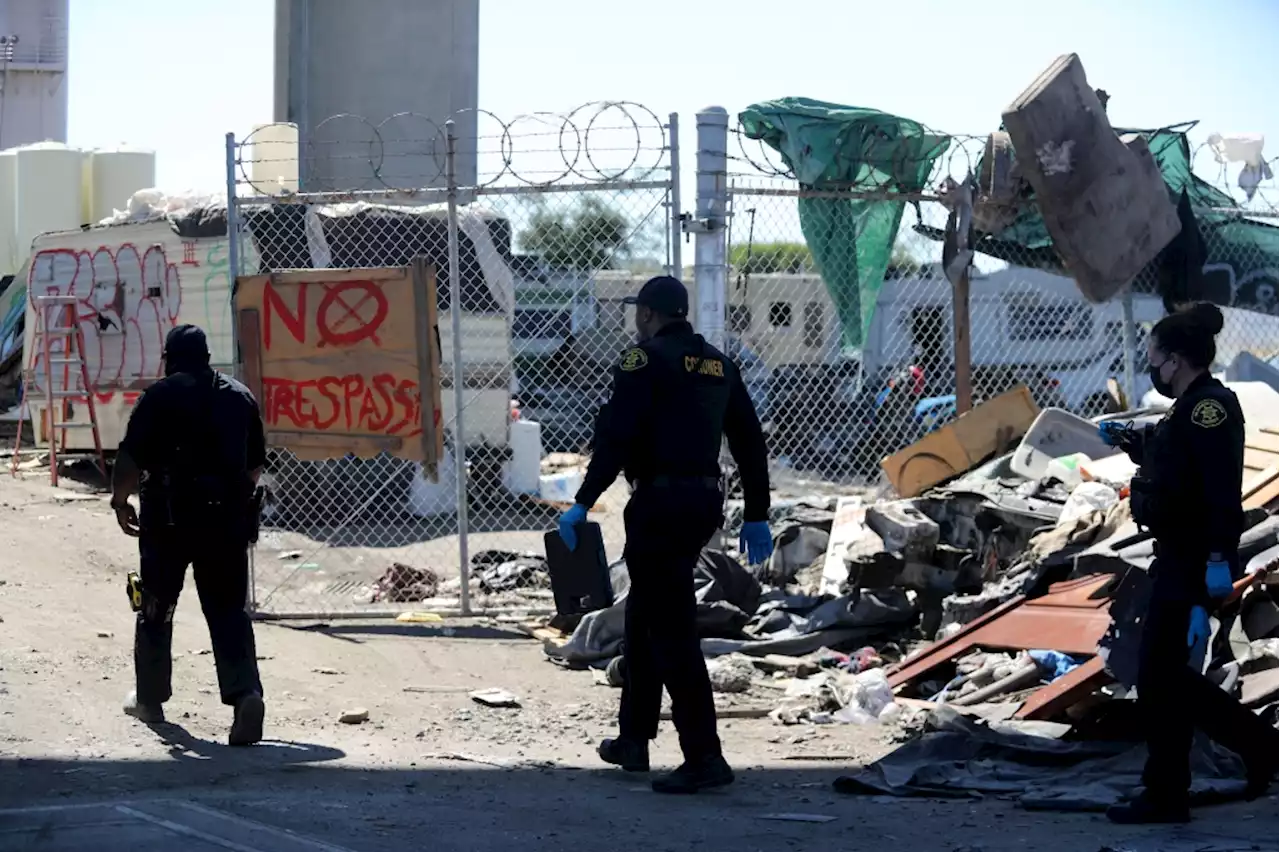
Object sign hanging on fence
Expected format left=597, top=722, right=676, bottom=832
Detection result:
left=234, top=261, right=444, bottom=476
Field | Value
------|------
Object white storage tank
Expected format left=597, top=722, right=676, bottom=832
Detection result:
left=87, top=148, right=157, bottom=224
left=15, top=141, right=82, bottom=257
left=0, top=150, right=18, bottom=277
left=247, top=123, right=299, bottom=196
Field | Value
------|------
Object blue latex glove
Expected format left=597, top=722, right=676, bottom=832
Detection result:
left=1205, top=559, right=1233, bottom=599
left=557, top=504, right=588, bottom=551
left=1098, top=421, right=1126, bottom=447
left=739, top=521, right=774, bottom=566
left=1187, top=605, right=1210, bottom=671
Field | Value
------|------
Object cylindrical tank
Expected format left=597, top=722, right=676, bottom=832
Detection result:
left=15, top=141, right=81, bottom=256
left=246, top=123, right=299, bottom=196
left=274, top=0, right=479, bottom=192
left=87, top=148, right=157, bottom=224
left=0, top=150, right=18, bottom=277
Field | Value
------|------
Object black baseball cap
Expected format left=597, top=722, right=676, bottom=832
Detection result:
left=623, top=275, right=688, bottom=318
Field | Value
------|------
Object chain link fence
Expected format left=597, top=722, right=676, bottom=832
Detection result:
left=229, top=103, right=675, bottom=618
left=722, top=115, right=1279, bottom=488
left=228, top=102, right=1277, bottom=619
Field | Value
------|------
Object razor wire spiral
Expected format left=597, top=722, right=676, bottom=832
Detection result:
left=237, top=101, right=670, bottom=197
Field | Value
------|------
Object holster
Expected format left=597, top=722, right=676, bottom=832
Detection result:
left=247, top=485, right=265, bottom=545
left=1128, top=473, right=1165, bottom=531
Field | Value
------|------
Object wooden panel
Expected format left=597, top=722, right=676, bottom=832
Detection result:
left=412, top=259, right=445, bottom=481
left=1244, top=446, right=1275, bottom=474
left=1247, top=428, right=1279, bottom=454
left=234, top=267, right=444, bottom=464
left=881, top=385, right=1040, bottom=498
left=237, top=309, right=264, bottom=404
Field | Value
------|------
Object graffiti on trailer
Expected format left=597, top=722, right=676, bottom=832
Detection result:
left=27, top=243, right=182, bottom=401
left=257, top=277, right=434, bottom=440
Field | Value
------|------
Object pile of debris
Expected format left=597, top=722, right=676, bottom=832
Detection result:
left=528, top=378, right=1278, bottom=808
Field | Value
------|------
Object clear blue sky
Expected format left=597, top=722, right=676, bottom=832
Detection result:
left=68, top=0, right=1279, bottom=194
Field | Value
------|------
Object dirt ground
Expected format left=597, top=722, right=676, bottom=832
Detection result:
left=0, top=470, right=1276, bottom=851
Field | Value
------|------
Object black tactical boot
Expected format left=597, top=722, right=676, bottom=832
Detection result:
left=1106, top=792, right=1191, bottom=825
left=122, top=689, right=164, bottom=724
left=228, top=692, right=265, bottom=746
left=651, top=754, right=734, bottom=794
left=597, top=737, right=650, bottom=772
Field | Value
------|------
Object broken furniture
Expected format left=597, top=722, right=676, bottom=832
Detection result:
left=1002, top=53, right=1181, bottom=302
left=886, top=573, right=1115, bottom=720
left=880, top=385, right=1040, bottom=498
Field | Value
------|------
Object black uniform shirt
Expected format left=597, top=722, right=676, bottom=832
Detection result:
left=575, top=322, right=771, bottom=522
left=121, top=368, right=267, bottom=503
left=1126, top=372, right=1245, bottom=600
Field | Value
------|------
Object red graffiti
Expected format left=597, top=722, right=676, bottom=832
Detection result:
left=26, top=243, right=182, bottom=396
left=262, top=280, right=389, bottom=350
left=262, top=372, right=426, bottom=438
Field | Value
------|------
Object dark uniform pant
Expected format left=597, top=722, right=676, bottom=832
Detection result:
left=619, top=482, right=724, bottom=761
left=1138, top=569, right=1278, bottom=801
left=135, top=525, right=262, bottom=708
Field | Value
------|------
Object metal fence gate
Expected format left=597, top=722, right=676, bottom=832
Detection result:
left=227, top=103, right=677, bottom=618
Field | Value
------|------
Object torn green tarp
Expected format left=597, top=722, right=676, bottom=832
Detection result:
left=958, top=125, right=1278, bottom=315
left=740, top=99, right=950, bottom=347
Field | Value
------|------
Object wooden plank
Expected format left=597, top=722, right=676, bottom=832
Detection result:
left=1247, top=429, right=1279, bottom=454
left=1015, top=656, right=1110, bottom=720
left=237, top=308, right=264, bottom=404
left=1244, top=446, right=1275, bottom=474
left=881, top=385, right=1039, bottom=498
left=234, top=267, right=441, bottom=466
left=411, top=258, right=445, bottom=482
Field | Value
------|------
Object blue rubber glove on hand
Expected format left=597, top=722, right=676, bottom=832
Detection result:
left=1187, top=605, right=1210, bottom=671
left=1205, top=559, right=1233, bottom=599
left=1098, top=421, right=1126, bottom=447
left=557, top=504, right=588, bottom=551
left=739, top=521, right=774, bottom=567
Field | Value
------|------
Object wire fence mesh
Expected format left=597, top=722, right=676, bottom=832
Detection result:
left=228, top=102, right=1278, bottom=619
left=231, top=103, right=673, bottom=617
left=724, top=118, right=1279, bottom=489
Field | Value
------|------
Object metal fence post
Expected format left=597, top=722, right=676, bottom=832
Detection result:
left=668, top=112, right=682, bottom=280
left=694, top=107, right=729, bottom=349
left=1120, top=286, right=1139, bottom=408
left=445, top=120, right=472, bottom=616
left=225, top=130, right=256, bottom=613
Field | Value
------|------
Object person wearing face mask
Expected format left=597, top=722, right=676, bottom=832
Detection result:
left=1099, top=302, right=1278, bottom=824
left=111, top=324, right=268, bottom=746
left=557, top=275, right=773, bottom=794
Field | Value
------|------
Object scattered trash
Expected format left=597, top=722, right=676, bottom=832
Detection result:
left=339, top=708, right=369, bottom=724
left=706, top=655, right=755, bottom=694
left=96, top=630, right=113, bottom=639
left=312, top=667, right=343, bottom=676
left=756, top=813, right=837, bottom=823
left=470, top=688, right=521, bottom=708
left=278, top=550, right=303, bottom=560
left=371, top=563, right=440, bottom=604
left=395, top=611, right=443, bottom=624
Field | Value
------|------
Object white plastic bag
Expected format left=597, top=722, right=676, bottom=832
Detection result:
left=1059, top=481, right=1119, bottom=526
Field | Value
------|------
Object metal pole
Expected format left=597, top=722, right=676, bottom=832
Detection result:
left=445, top=120, right=472, bottom=617
left=1120, top=286, right=1138, bottom=409
left=225, top=130, right=256, bottom=612
left=694, top=107, right=729, bottom=350
left=667, top=112, right=682, bottom=281
left=953, top=269, right=973, bottom=414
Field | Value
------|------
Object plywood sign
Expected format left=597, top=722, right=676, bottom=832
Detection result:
left=234, top=261, right=444, bottom=476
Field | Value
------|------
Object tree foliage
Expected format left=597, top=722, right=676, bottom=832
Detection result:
left=730, top=240, right=928, bottom=278
left=518, top=196, right=634, bottom=271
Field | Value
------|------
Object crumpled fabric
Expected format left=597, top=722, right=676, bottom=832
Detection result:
left=834, top=706, right=1256, bottom=811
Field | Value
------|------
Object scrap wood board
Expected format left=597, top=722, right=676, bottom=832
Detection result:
left=881, top=385, right=1040, bottom=498
left=235, top=262, right=445, bottom=472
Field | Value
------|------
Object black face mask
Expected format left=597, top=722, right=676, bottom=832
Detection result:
left=1148, top=357, right=1176, bottom=398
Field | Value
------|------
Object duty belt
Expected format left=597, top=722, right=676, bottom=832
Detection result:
left=633, top=475, right=721, bottom=490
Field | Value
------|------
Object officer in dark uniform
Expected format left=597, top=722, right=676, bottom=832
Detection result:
left=1101, top=302, right=1278, bottom=824
left=110, top=324, right=268, bottom=746
left=557, top=275, right=773, bottom=794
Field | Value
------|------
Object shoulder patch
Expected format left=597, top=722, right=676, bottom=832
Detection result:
left=619, top=348, right=649, bottom=372
left=1191, top=398, right=1229, bottom=429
